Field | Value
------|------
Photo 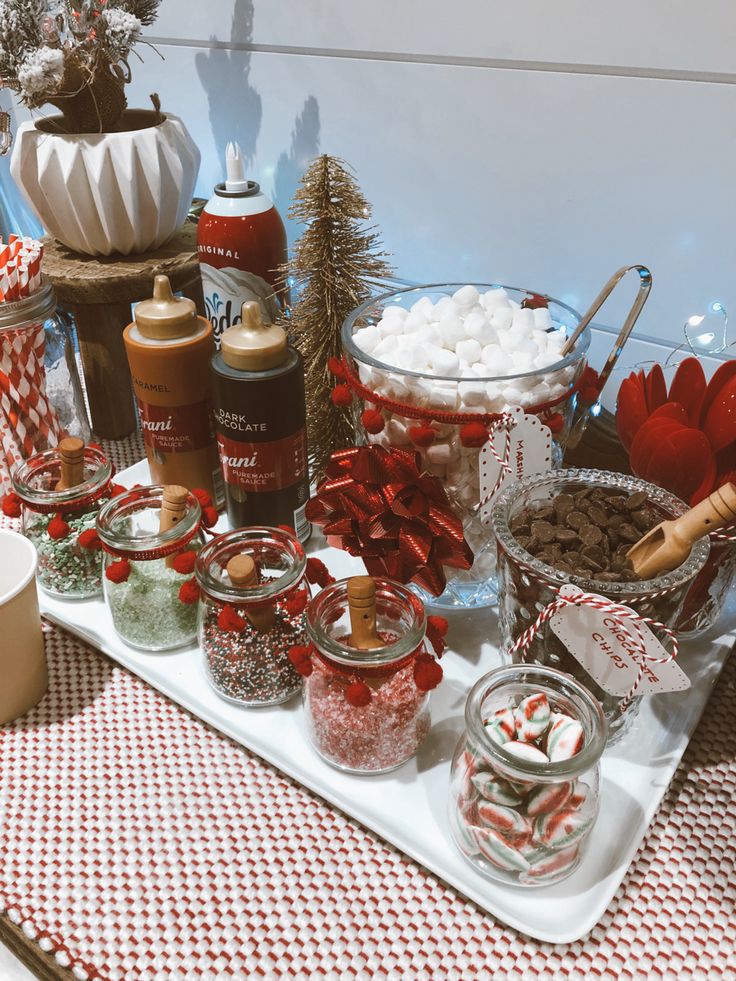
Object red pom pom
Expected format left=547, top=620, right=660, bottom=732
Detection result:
left=178, top=578, right=200, bottom=605
left=345, top=680, right=372, bottom=707
left=427, top=615, right=449, bottom=638
left=217, top=604, right=247, bottom=632
left=287, top=644, right=313, bottom=676
left=414, top=655, right=443, bottom=692
left=409, top=425, right=436, bottom=447
left=330, top=384, right=352, bottom=408
left=278, top=524, right=296, bottom=536
left=202, top=506, right=219, bottom=528
left=47, top=514, right=70, bottom=540
left=521, top=293, right=548, bottom=310
left=172, top=550, right=197, bottom=575
left=1, top=492, right=22, bottom=518
left=109, top=483, right=127, bottom=498
left=88, top=442, right=103, bottom=451
left=361, top=408, right=385, bottom=435
left=106, top=559, right=131, bottom=584
left=191, top=488, right=212, bottom=508
left=328, top=356, right=345, bottom=379
left=306, top=557, right=334, bottom=588
left=78, top=528, right=101, bottom=551
left=578, top=367, right=601, bottom=404
left=284, top=588, right=309, bottom=617
left=545, top=412, right=564, bottom=435
left=459, top=422, right=489, bottom=448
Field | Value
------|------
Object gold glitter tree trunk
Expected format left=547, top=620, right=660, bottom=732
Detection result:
left=284, top=155, right=392, bottom=480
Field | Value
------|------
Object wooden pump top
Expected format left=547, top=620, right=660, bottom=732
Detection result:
left=226, top=552, right=275, bottom=632
left=347, top=576, right=383, bottom=650
left=55, top=437, right=85, bottom=491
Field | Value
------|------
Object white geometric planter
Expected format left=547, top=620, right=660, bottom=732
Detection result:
left=10, top=110, right=201, bottom=256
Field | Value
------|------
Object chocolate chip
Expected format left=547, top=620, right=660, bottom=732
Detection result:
left=531, top=520, right=556, bottom=543
left=581, top=544, right=604, bottom=564
left=618, top=522, right=641, bottom=543
left=587, top=504, right=609, bottom=528
left=626, top=491, right=647, bottom=510
left=579, top=525, right=603, bottom=546
left=566, top=511, right=588, bottom=530
left=553, top=493, right=574, bottom=516
left=579, top=554, right=602, bottom=572
left=631, top=508, right=653, bottom=531
left=555, top=528, right=579, bottom=545
left=535, top=507, right=555, bottom=522
left=607, top=495, right=628, bottom=512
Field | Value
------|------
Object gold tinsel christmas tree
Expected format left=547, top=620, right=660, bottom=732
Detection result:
left=284, top=155, right=392, bottom=479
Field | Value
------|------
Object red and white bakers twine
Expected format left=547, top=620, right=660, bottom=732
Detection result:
left=508, top=585, right=680, bottom=712
left=478, top=412, right=515, bottom=507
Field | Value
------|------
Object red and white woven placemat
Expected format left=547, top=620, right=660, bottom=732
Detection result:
left=1, top=435, right=735, bottom=979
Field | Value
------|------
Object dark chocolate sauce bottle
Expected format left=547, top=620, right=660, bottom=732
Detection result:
left=211, top=301, right=310, bottom=541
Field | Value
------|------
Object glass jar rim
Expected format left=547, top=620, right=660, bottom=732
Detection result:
left=465, top=663, right=608, bottom=780
left=341, top=282, right=588, bottom=384
left=195, top=526, right=306, bottom=603
left=306, top=576, right=426, bottom=667
left=491, top=467, right=710, bottom=594
left=96, top=484, right=201, bottom=556
left=11, top=444, right=112, bottom=510
left=0, top=282, right=56, bottom=331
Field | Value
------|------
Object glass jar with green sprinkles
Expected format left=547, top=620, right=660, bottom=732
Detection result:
left=97, top=485, right=205, bottom=651
left=10, top=443, right=113, bottom=599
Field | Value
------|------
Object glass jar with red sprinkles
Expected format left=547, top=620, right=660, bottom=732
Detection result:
left=302, top=578, right=439, bottom=775
left=195, top=526, right=308, bottom=706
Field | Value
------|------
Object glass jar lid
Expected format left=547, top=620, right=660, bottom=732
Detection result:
left=0, top=282, right=56, bottom=332
left=96, top=485, right=201, bottom=559
left=195, top=526, right=306, bottom=603
left=306, top=577, right=426, bottom=668
left=11, top=444, right=112, bottom=512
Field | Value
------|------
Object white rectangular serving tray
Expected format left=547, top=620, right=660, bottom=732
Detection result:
left=39, top=459, right=736, bottom=943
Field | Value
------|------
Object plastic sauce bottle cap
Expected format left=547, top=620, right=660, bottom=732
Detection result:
left=221, top=301, right=287, bottom=371
left=134, top=275, right=198, bottom=340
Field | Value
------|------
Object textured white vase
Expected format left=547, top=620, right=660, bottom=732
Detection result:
left=10, top=110, right=201, bottom=256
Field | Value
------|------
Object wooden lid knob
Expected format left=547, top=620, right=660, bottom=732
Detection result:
left=711, top=482, right=736, bottom=523
left=160, top=485, right=189, bottom=532
left=226, top=552, right=275, bottom=632
left=55, top=436, right=85, bottom=491
left=347, top=576, right=383, bottom=650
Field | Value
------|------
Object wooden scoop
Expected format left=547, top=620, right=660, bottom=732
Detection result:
left=627, top=482, right=736, bottom=579
left=227, top=553, right=275, bottom=633
left=347, top=576, right=383, bottom=650
left=54, top=437, right=85, bottom=491
left=160, top=485, right=189, bottom=569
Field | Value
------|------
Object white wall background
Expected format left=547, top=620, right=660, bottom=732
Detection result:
left=5, top=0, right=736, bottom=348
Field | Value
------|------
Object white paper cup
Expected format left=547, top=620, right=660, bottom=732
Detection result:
left=0, top=529, right=47, bottom=723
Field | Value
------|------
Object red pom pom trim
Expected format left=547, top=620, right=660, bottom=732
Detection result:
left=361, top=408, right=385, bottom=435
left=414, top=654, right=443, bottom=692
left=172, top=550, right=197, bottom=575
left=545, top=412, right=564, bottom=435
left=306, top=557, right=334, bottom=588
left=178, top=578, right=200, bottom=605
left=459, top=422, right=489, bottom=448
left=328, top=356, right=345, bottom=379
left=191, top=488, right=212, bottom=508
left=284, top=588, right=309, bottom=617
left=217, top=604, right=247, bottom=633
left=330, top=384, right=352, bottom=408
left=47, top=514, right=70, bottom=540
left=409, top=424, right=436, bottom=447
left=202, top=505, right=219, bottom=528
left=109, top=483, right=128, bottom=498
left=345, top=680, right=372, bottom=707
left=427, top=615, right=449, bottom=638
left=78, top=528, right=101, bottom=551
left=106, top=559, right=131, bottom=584
left=287, top=644, right=313, bottom=676
left=1, top=492, right=22, bottom=519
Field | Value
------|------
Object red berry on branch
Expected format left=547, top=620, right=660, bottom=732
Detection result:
left=172, top=550, right=197, bottom=575
left=78, top=529, right=101, bottom=551
left=330, top=384, right=352, bottom=408
left=106, top=559, right=131, bottom=584
left=47, top=514, right=70, bottom=540
left=361, top=408, right=385, bottom=435
left=459, top=422, right=488, bottom=448
left=178, top=578, right=200, bottom=605
left=409, top=425, right=436, bottom=447
left=1, top=492, right=22, bottom=518
left=345, top=680, right=372, bottom=707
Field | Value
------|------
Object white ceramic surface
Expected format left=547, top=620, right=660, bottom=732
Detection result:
left=39, top=459, right=736, bottom=943
left=10, top=113, right=200, bottom=256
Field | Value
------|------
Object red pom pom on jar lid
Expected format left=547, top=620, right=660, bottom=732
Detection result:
left=361, top=408, right=385, bottom=435
left=409, top=424, right=437, bottom=447
left=106, top=558, right=131, bottom=584
left=178, top=578, right=200, bottom=605
left=217, top=604, right=247, bottom=633
left=328, top=356, right=345, bottom=379
left=172, top=549, right=197, bottom=575
left=109, top=483, right=128, bottom=498
left=545, top=412, right=564, bottom=434
left=287, top=644, right=314, bottom=676
left=47, top=514, right=70, bottom=540
left=78, top=528, right=101, bottom=551
left=191, top=488, right=212, bottom=507
left=414, top=653, right=443, bottom=692
left=284, top=588, right=309, bottom=617
left=306, top=556, right=334, bottom=588
left=427, top=615, right=449, bottom=637
left=459, top=422, right=489, bottom=448
left=1, top=492, right=22, bottom=518
left=202, top=506, right=219, bottom=528
left=345, top=680, right=372, bottom=707
left=330, top=384, right=352, bottom=408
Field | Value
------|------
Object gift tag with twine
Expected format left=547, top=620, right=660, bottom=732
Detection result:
left=479, top=406, right=552, bottom=525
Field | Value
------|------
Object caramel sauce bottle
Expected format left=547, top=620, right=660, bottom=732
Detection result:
left=211, top=301, right=310, bottom=541
left=123, top=276, right=224, bottom=505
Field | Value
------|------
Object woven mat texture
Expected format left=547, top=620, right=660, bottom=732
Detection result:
left=0, top=434, right=734, bottom=980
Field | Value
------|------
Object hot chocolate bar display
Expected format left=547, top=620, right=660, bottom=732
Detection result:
left=3, top=266, right=736, bottom=942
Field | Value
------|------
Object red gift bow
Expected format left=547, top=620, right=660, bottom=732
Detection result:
left=305, top=444, right=473, bottom=596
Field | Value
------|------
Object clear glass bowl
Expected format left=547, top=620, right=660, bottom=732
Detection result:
left=450, top=664, right=606, bottom=887
left=491, top=468, right=710, bottom=739
left=342, top=283, right=589, bottom=610
left=676, top=526, right=736, bottom=635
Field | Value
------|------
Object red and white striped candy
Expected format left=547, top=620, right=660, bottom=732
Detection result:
left=471, top=772, right=523, bottom=806
left=502, top=741, right=549, bottom=765
left=484, top=707, right=516, bottom=745
left=546, top=712, right=585, bottom=762
left=568, top=780, right=590, bottom=811
left=473, top=826, right=530, bottom=872
left=476, top=801, right=533, bottom=844
left=525, top=781, right=573, bottom=818
left=514, top=692, right=550, bottom=742
left=520, top=844, right=579, bottom=883
left=449, top=802, right=481, bottom=857
left=453, top=748, right=479, bottom=800
left=533, top=808, right=593, bottom=850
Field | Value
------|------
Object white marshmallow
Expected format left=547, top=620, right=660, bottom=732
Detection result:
left=485, top=382, right=506, bottom=412
left=423, top=323, right=443, bottom=347
left=456, top=338, right=482, bottom=365
left=354, top=325, right=379, bottom=353
left=379, top=316, right=406, bottom=337
left=434, top=296, right=454, bottom=317
left=410, top=296, right=434, bottom=321
left=471, top=361, right=487, bottom=376
left=382, top=305, right=408, bottom=320
left=534, top=351, right=563, bottom=370
left=499, top=326, right=528, bottom=353
left=463, top=310, right=487, bottom=340
left=459, top=380, right=488, bottom=407
left=502, top=386, right=524, bottom=407
left=425, top=382, right=459, bottom=409
left=401, top=313, right=426, bottom=334
left=393, top=345, right=425, bottom=371
left=372, top=337, right=395, bottom=360
left=512, top=308, right=536, bottom=332
left=438, top=311, right=466, bottom=349
left=491, top=307, right=513, bottom=332
left=547, top=328, right=567, bottom=350
left=481, top=288, right=509, bottom=309
left=426, top=442, right=454, bottom=465
left=511, top=350, right=536, bottom=374
left=429, top=348, right=461, bottom=376
left=453, top=285, right=480, bottom=308
left=385, top=418, right=411, bottom=446
left=481, top=344, right=514, bottom=374
left=533, top=307, right=554, bottom=330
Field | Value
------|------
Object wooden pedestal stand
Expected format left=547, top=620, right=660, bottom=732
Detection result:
left=42, top=224, right=204, bottom=440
